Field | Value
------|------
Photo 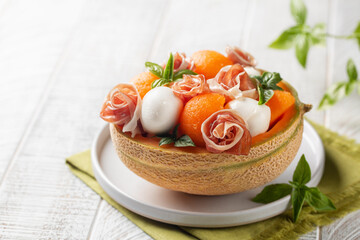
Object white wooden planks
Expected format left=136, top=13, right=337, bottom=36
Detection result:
left=0, top=0, right=166, bottom=239
left=90, top=202, right=151, bottom=240
left=0, top=0, right=86, bottom=180
left=325, top=0, right=360, bottom=142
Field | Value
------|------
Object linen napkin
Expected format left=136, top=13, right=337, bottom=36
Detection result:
left=66, top=122, right=360, bottom=240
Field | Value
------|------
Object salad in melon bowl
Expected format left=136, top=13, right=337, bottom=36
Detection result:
left=100, top=46, right=311, bottom=195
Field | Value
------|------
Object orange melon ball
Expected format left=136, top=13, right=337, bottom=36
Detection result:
left=266, top=90, right=295, bottom=126
left=180, top=93, right=225, bottom=147
left=192, top=50, right=233, bottom=79
left=130, top=72, right=159, bottom=98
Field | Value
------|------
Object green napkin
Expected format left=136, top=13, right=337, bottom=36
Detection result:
left=66, top=122, right=360, bottom=240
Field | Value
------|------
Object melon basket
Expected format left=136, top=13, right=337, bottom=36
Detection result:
left=109, top=81, right=311, bottom=195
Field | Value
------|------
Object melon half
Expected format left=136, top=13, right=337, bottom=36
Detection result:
left=110, top=81, right=311, bottom=195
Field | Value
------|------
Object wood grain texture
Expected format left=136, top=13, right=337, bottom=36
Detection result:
left=89, top=202, right=152, bottom=240
left=0, top=0, right=86, bottom=180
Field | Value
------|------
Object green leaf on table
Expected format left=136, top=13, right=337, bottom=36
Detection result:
left=174, top=135, right=196, bottom=147
left=159, top=137, right=175, bottom=146
left=145, top=62, right=163, bottom=78
left=173, top=69, right=198, bottom=81
left=291, top=187, right=307, bottom=222
left=295, top=34, right=310, bottom=68
left=269, top=26, right=302, bottom=49
left=290, top=0, right=307, bottom=25
left=310, top=23, right=326, bottom=46
left=252, top=184, right=293, bottom=203
left=251, top=154, right=335, bottom=223
left=293, top=154, right=311, bottom=185
left=305, top=187, right=336, bottom=211
left=347, top=59, right=358, bottom=81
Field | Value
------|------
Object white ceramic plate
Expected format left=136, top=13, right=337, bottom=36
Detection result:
left=91, top=120, right=324, bottom=227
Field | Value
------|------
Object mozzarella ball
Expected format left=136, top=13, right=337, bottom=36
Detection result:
left=227, top=98, right=271, bottom=136
left=141, top=87, right=183, bottom=134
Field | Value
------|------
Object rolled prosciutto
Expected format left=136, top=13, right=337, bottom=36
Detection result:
left=207, top=64, right=258, bottom=100
left=225, top=46, right=257, bottom=67
left=171, top=74, right=208, bottom=102
left=173, top=52, right=196, bottom=73
left=100, top=83, right=141, bottom=137
left=201, top=109, right=251, bottom=155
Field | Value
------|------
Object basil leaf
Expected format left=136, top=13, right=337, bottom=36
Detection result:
left=295, top=34, right=310, bottom=68
left=251, top=75, right=264, bottom=84
left=293, top=154, right=311, bottom=185
left=269, top=26, right=301, bottom=49
left=151, top=78, right=171, bottom=88
left=345, top=81, right=357, bottom=95
left=172, top=124, right=179, bottom=139
left=290, top=0, right=307, bottom=25
left=258, top=88, right=274, bottom=105
left=291, top=187, right=306, bottom=222
left=318, top=82, right=348, bottom=110
left=347, top=59, right=358, bottom=81
left=159, top=137, right=175, bottom=146
left=255, top=72, right=283, bottom=105
left=145, top=62, right=163, bottom=78
left=174, top=135, right=196, bottom=147
left=353, top=21, right=360, bottom=50
left=310, top=23, right=326, bottom=46
left=261, top=72, right=283, bottom=90
left=257, top=85, right=265, bottom=105
left=163, top=53, right=174, bottom=81
left=252, top=184, right=293, bottom=203
left=173, top=69, right=198, bottom=81
left=305, top=187, right=336, bottom=211
left=263, top=89, right=274, bottom=104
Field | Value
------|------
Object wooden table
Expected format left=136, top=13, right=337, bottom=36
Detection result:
left=0, top=0, right=359, bottom=239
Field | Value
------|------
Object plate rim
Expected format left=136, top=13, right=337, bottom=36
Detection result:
left=91, top=120, right=325, bottom=227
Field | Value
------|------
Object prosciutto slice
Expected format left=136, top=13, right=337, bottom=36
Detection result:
left=171, top=74, right=208, bottom=102
left=226, top=46, right=257, bottom=67
left=173, top=52, right=196, bottom=72
left=207, top=64, right=258, bottom=100
left=100, top=83, right=141, bottom=137
left=201, top=109, right=251, bottom=155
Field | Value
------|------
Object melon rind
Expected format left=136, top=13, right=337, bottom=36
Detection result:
left=110, top=81, right=309, bottom=195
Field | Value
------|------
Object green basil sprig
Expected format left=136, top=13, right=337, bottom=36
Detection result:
left=270, top=0, right=360, bottom=68
left=157, top=125, right=196, bottom=148
left=251, top=72, right=283, bottom=105
left=145, top=53, right=197, bottom=88
left=269, top=0, right=325, bottom=68
left=253, top=154, right=336, bottom=223
left=318, top=59, right=359, bottom=110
